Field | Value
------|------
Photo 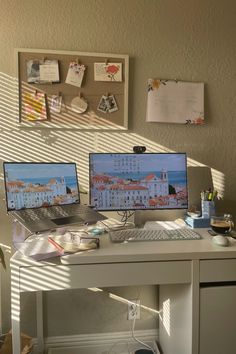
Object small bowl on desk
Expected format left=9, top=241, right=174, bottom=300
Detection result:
left=187, top=211, right=201, bottom=218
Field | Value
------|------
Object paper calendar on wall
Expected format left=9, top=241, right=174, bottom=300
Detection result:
left=146, top=79, right=204, bottom=125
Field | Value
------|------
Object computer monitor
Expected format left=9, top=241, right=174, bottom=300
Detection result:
left=89, top=153, right=188, bottom=211
left=3, top=162, right=80, bottom=211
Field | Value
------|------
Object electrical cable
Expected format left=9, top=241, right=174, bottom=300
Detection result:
left=129, top=288, right=156, bottom=354
left=102, top=286, right=158, bottom=354
left=131, top=314, right=156, bottom=354
left=117, top=210, right=135, bottom=224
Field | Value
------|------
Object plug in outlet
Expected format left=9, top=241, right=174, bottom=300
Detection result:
left=127, top=299, right=140, bottom=320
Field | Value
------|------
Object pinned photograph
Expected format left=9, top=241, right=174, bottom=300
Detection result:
left=70, top=95, right=88, bottom=114
left=50, top=95, right=62, bottom=114
left=26, top=60, right=40, bottom=83
left=23, top=91, right=48, bottom=121
left=26, top=59, right=60, bottom=84
left=65, top=62, right=86, bottom=88
left=39, top=60, right=60, bottom=83
left=97, top=94, right=118, bottom=113
left=94, top=63, right=122, bottom=81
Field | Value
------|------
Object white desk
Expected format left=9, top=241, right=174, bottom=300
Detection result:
left=11, top=230, right=236, bottom=354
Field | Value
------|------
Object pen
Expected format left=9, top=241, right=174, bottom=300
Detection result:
left=212, top=190, right=218, bottom=201
left=208, top=192, right=212, bottom=201
left=201, top=189, right=218, bottom=201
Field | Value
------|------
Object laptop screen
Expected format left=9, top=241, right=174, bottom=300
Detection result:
left=3, top=162, right=80, bottom=211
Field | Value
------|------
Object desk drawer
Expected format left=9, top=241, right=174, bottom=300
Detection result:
left=20, top=260, right=191, bottom=291
left=200, top=259, right=236, bottom=282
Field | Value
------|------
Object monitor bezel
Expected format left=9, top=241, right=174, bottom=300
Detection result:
left=89, top=152, right=188, bottom=212
left=3, top=161, right=80, bottom=212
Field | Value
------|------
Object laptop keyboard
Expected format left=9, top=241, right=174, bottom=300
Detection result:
left=19, top=207, right=67, bottom=221
left=37, top=207, right=68, bottom=218
left=62, top=204, right=90, bottom=215
left=19, top=204, right=90, bottom=221
left=19, top=204, right=104, bottom=224
left=19, top=209, right=41, bottom=221
left=15, top=204, right=106, bottom=231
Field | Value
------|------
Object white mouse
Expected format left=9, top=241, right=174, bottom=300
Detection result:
left=212, top=235, right=229, bottom=247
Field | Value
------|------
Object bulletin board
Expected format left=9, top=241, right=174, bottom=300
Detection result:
left=16, top=48, right=129, bottom=130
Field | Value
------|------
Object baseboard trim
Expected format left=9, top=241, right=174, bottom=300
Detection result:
left=33, top=329, right=159, bottom=353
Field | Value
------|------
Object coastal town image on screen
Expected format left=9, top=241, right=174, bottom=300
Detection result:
left=90, top=154, right=188, bottom=210
left=4, top=163, right=79, bottom=210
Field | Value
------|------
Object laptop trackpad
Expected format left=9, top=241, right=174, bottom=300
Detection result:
left=51, top=215, right=84, bottom=226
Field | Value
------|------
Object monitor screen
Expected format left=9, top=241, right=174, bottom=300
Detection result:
left=3, top=162, right=80, bottom=211
left=89, top=153, right=188, bottom=211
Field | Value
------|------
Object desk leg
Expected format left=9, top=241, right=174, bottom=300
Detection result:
left=191, top=260, right=200, bottom=354
left=36, top=291, right=44, bottom=354
left=11, top=263, right=21, bottom=354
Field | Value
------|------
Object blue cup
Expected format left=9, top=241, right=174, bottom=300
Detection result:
left=201, top=200, right=215, bottom=219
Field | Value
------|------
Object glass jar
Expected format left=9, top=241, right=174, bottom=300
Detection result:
left=210, top=214, right=234, bottom=234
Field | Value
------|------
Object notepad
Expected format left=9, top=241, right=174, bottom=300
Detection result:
left=15, top=238, right=64, bottom=260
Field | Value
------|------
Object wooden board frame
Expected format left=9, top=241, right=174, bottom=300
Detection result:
left=16, top=48, right=129, bottom=130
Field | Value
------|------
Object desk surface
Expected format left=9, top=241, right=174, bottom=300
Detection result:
left=10, top=228, right=236, bottom=354
left=11, top=229, right=236, bottom=268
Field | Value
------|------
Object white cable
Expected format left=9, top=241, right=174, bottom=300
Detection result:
left=131, top=289, right=156, bottom=353
left=131, top=308, right=156, bottom=354
left=107, top=287, right=157, bottom=354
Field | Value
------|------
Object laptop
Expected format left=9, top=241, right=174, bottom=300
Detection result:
left=3, top=162, right=106, bottom=233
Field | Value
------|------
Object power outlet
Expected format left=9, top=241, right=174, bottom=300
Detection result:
left=127, top=299, right=140, bottom=320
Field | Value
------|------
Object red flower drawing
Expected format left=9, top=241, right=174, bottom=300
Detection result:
left=105, top=65, right=120, bottom=81
left=193, top=117, right=204, bottom=125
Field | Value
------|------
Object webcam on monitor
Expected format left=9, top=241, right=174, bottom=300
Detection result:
left=133, top=146, right=146, bottom=154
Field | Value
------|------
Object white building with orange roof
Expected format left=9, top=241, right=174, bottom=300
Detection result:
left=91, top=169, right=169, bottom=210
left=92, top=183, right=149, bottom=209
left=121, top=184, right=148, bottom=208
left=47, top=177, right=67, bottom=196
left=22, top=185, right=54, bottom=208
left=6, top=181, right=25, bottom=209
left=6, top=177, right=68, bottom=210
left=140, top=170, right=169, bottom=198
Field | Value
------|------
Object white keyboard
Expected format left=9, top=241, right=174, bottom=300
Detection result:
left=109, top=228, right=201, bottom=243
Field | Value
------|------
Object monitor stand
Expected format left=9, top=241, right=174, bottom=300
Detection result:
left=12, top=219, right=30, bottom=245
left=134, top=209, right=186, bottom=227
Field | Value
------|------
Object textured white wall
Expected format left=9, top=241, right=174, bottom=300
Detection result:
left=0, top=0, right=236, bottom=336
